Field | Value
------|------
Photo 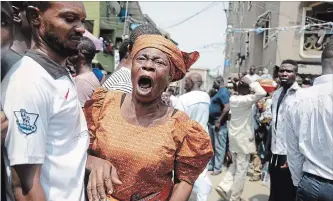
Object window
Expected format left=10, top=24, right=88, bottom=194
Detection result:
left=263, top=20, right=270, bottom=49
left=300, top=2, right=333, bottom=59
left=255, top=11, right=271, bottom=49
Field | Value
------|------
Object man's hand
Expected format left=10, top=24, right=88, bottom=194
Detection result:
left=1, top=111, right=8, bottom=146
left=87, top=157, right=122, bottom=201
left=215, top=121, right=221, bottom=131
left=280, top=162, right=288, bottom=169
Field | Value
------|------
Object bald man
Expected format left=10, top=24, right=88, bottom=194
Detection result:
left=176, top=73, right=210, bottom=132
left=175, top=73, right=211, bottom=201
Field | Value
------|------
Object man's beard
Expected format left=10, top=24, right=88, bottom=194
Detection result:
left=43, top=30, right=79, bottom=58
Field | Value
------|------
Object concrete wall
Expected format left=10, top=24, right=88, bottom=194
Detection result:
left=225, top=1, right=281, bottom=75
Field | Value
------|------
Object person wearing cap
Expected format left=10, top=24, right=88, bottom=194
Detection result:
left=83, top=34, right=213, bottom=201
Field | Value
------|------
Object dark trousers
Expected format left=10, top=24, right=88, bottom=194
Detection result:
left=269, top=154, right=296, bottom=201
left=297, top=173, right=333, bottom=201
left=1, top=153, right=7, bottom=201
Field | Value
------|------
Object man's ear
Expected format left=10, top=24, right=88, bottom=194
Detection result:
left=26, top=6, right=41, bottom=27
left=12, top=6, right=22, bottom=23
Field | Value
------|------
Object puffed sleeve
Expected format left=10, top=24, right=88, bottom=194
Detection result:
left=174, top=120, right=213, bottom=185
left=83, top=87, right=108, bottom=149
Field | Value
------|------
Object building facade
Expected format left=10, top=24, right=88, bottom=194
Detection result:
left=83, top=1, right=177, bottom=73
left=224, top=1, right=333, bottom=80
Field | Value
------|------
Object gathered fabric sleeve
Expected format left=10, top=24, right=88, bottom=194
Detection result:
left=83, top=87, right=108, bottom=150
left=174, top=118, right=213, bottom=185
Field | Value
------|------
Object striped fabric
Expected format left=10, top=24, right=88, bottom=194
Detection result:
left=102, top=67, right=132, bottom=93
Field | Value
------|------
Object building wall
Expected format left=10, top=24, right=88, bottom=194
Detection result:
left=225, top=1, right=281, bottom=76
left=275, top=1, right=303, bottom=65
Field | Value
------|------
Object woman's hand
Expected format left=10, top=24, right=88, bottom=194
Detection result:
left=86, top=156, right=122, bottom=201
left=1, top=111, right=8, bottom=146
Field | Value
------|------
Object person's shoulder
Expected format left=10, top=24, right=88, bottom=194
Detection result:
left=3, top=56, right=45, bottom=82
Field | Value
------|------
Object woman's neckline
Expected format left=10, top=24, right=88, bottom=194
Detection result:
left=118, top=93, right=175, bottom=128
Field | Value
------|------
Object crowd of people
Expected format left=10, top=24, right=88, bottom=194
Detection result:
left=1, top=1, right=332, bottom=201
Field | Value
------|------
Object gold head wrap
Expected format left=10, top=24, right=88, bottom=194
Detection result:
left=131, top=35, right=200, bottom=82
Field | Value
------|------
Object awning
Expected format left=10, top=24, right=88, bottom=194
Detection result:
left=298, top=64, right=322, bottom=75
left=83, top=30, right=103, bottom=51
left=256, top=11, right=271, bottom=27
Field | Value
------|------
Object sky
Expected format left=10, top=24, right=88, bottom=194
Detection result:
left=139, top=2, right=228, bottom=72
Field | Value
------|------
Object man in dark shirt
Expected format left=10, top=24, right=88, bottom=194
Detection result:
left=208, top=76, right=230, bottom=175
left=1, top=2, right=14, bottom=201
left=1, top=1, right=32, bottom=80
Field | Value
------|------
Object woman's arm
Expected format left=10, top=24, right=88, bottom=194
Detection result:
left=169, top=181, right=193, bottom=201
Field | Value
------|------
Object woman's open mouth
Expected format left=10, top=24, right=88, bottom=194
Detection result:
left=138, top=76, right=153, bottom=91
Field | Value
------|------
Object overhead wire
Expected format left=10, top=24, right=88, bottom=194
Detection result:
left=252, top=2, right=326, bottom=25
left=161, top=2, right=219, bottom=29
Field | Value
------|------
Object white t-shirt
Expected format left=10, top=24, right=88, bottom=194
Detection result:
left=1, top=51, right=89, bottom=201
left=175, top=90, right=210, bottom=133
left=245, top=74, right=260, bottom=82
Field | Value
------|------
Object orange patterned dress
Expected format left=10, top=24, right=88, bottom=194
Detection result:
left=84, top=88, right=213, bottom=201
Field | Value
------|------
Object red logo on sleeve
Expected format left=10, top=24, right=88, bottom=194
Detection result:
left=65, top=88, right=70, bottom=100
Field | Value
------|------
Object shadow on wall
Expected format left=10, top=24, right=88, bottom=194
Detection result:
left=248, top=194, right=269, bottom=201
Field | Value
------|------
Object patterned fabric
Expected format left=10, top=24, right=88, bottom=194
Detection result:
left=83, top=88, right=213, bottom=201
left=131, top=35, right=200, bottom=82
left=102, top=67, right=132, bottom=93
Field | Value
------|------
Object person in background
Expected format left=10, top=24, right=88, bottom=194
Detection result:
left=103, top=24, right=161, bottom=93
left=1, top=2, right=89, bottom=200
left=245, top=66, right=260, bottom=82
left=269, top=59, right=300, bottom=201
left=1, top=1, right=32, bottom=80
left=92, top=67, right=106, bottom=84
left=72, top=36, right=100, bottom=107
left=161, top=91, right=172, bottom=106
left=166, top=87, right=178, bottom=107
left=208, top=76, right=230, bottom=176
left=260, top=68, right=273, bottom=80
left=287, top=41, right=333, bottom=201
left=296, top=75, right=303, bottom=87
left=1, top=3, right=14, bottom=201
left=175, top=73, right=211, bottom=201
left=302, top=77, right=312, bottom=88
left=176, top=73, right=210, bottom=132
left=216, top=76, right=266, bottom=201
left=208, top=88, right=218, bottom=98
left=250, top=98, right=272, bottom=182
left=258, top=69, right=264, bottom=77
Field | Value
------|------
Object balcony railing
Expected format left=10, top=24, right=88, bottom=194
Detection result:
left=303, top=31, right=333, bottom=52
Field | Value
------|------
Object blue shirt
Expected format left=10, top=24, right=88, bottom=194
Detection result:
left=209, top=87, right=230, bottom=123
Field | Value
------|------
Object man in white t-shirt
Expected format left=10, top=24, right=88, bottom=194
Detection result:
left=1, top=2, right=89, bottom=200
left=176, top=73, right=210, bottom=132
left=176, top=73, right=211, bottom=201
left=245, top=66, right=260, bottom=82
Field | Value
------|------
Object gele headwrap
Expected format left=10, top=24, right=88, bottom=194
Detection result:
left=131, top=35, right=200, bottom=82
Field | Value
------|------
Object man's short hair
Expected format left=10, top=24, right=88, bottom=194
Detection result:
left=25, top=1, right=51, bottom=12
left=11, top=1, right=29, bottom=11
left=119, top=39, right=130, bottom=61
left=78, top=36, right=96, bottom=63
left=129, top=24, right=161, bottom=51
left=216, top=76, right=224, bottom=84
left=167, top=87, right=175, bottom=95
left=322, top=41, right=333, bottom=61
left=281, top=59, right=298, bottom=72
